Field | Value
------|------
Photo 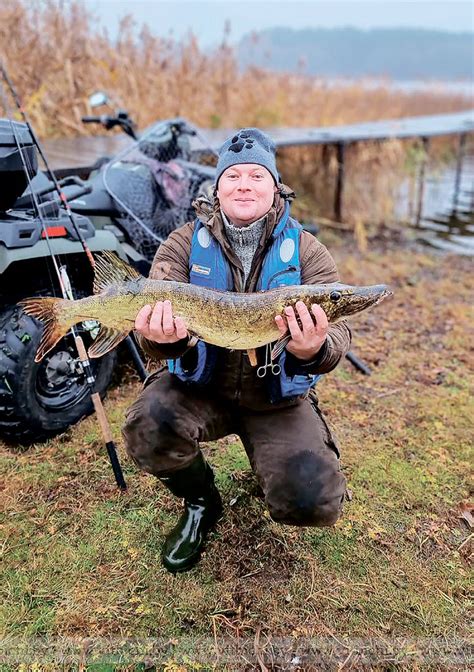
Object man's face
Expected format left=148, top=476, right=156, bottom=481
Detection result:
left=217, top=163, right=277, bottom=227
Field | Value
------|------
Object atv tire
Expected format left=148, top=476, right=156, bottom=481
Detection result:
left=0, top=304, right=116, bottom=445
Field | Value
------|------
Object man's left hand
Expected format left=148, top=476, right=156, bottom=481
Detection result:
left=274, top=301, right=328, bottom=361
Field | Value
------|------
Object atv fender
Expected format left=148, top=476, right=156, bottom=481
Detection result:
left=0, top=230, right=127, bottom=274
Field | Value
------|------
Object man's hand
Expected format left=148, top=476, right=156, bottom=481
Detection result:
left=135, top=300, right=189, bottom=344
left=275, top=301, right=328, bottom=361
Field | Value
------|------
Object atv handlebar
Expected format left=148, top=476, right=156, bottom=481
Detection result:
left=13, top=176, right=93, bottom=210
left=82, top=115, right=102, bottom=124
left=61, top=184, right=93, bottom=202
left=82, top=113, right=138, bottom=139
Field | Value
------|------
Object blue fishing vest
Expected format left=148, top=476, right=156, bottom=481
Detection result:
left=168, top=202, right=321, bottom=402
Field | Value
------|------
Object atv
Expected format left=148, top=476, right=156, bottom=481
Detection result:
left=69, top=91, right=216, bottom=263
left=0, top=119, right=125, bottom=443
left=0, top=96, right=216, bottom=445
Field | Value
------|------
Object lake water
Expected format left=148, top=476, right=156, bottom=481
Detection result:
left=322, top=78, right=473, bottom=98
left=397, top=157, right=474, bottom=255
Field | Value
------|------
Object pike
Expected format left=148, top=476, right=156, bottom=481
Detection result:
left=20, top=252, right=392, bottom=363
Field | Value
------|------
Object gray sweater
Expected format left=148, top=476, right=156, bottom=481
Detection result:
left=221, top=211, right=267, bottom=286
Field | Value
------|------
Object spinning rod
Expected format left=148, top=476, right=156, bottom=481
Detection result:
left=0, top=63, right=129, bottom=489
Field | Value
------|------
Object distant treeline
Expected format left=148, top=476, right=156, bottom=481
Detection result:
left=238, top=28, right=474, bottom=80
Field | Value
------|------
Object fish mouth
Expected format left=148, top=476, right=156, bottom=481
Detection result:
left=372, top=285, right=393, bottom=302
left=332, top=284, right=393, bottom=319
left=355, top=284, right=390, bottom=295
left=357, top=284, right=393, bottom=310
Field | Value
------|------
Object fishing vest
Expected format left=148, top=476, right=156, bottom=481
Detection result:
left=168, top=202, right=321, bottom=402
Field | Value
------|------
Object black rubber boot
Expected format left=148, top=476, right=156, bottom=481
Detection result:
left=159, top=452, right=222, bottom=573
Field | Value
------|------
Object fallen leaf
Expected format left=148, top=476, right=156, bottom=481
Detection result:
left=459, top=502, right=474, bottom=529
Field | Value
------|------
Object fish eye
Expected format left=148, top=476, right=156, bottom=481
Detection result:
left=330, top=291, right=342, bottom=302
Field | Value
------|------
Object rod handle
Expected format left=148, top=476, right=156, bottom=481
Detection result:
left=75, top=335, right=112, bottom=441
left=91, top=392, right=113, bottom=443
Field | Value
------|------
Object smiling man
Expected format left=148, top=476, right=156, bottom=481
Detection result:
left=122, top=128, right=351, bottom=573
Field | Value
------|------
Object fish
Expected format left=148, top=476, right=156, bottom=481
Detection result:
left=19, top=251, right=392, bottom=363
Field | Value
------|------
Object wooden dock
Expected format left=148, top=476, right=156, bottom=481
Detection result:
left=42, top=110, right=474, bottom=168
left=41, top=109, right=474, bottom=222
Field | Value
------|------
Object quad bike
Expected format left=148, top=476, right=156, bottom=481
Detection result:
left=0, top=95, right=217, bottom=444
left=68, top=91, right=216, bottom=265
left=0, top=119, right=123, bottom=443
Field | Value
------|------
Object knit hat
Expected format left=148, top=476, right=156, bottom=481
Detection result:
left=215, top=128, right=278, bottom=185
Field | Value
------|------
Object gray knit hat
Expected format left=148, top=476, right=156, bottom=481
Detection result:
left=215, top=128, right=278, bottom=185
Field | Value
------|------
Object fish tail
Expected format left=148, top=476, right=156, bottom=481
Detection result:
left=18, top=297, right=75, bottom=362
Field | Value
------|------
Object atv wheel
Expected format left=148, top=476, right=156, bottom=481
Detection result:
left=0, top=304, right=116, bottom=445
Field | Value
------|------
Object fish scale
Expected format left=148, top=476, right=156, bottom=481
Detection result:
left=19, top=251, right=392, bottom=362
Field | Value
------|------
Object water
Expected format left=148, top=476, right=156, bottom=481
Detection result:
left=397, top=157, right=474, bottom=255
left=322, top=78, right=473, bottom=98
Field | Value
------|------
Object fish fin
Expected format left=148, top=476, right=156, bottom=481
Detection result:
left=270, top=333, right=291, bottom=360
left=88, top=325, right=129, bottom=358
left=247, top=348, right=258, bottom=366
left=93, top=251, right=142, bottom=294
left=18, top=297, right=72, bottom=362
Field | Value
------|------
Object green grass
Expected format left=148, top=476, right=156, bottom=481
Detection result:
left=1, top=245, right=472, bottom=670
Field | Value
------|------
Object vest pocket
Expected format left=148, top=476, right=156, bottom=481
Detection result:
left=266, top=265, right=298, bottom=289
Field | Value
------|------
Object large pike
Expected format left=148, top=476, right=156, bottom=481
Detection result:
left=20, top=252, right=392, bottom=363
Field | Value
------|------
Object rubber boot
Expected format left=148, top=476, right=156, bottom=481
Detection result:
left=159, top=452, right=222, bottom=573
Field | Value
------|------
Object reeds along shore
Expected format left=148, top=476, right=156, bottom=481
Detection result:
left=1, top=0, right=471, bottom=231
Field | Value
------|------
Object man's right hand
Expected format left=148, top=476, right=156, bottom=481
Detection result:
left=135, top=300, right=189, bottom=344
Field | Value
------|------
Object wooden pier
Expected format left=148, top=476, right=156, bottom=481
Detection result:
left=43, top=109, right=474, bottom=223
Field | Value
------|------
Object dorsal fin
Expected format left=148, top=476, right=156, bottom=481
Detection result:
left=93, top=251, right=142, bottom=294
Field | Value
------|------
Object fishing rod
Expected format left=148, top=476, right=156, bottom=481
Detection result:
left=1, top=63, right=149, bottom=383
left=0, top=64, right=129, bottom=489
left=0, top=64, right=97, bottom=267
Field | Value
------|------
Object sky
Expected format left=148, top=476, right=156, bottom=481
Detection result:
left=83, top=0, right=474, bottom=46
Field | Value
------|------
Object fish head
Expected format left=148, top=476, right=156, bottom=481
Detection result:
left=318, top=283, right=393, bottom=321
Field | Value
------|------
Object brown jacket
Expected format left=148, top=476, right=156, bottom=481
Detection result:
left=136, top=187, right=351, bottom=410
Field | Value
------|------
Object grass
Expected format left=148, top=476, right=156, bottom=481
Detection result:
left=1, top=238, right=472, bottom=669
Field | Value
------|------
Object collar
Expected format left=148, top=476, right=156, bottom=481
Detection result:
left=220, top=210, right=267, bottom=231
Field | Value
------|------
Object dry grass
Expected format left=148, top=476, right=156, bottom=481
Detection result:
left=0, top=0, right=470, bottom=135
left=1, top=236, right=472, bottom=669
left=0, top=0, right=471, bottom=231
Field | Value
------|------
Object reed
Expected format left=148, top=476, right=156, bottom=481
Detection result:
left=1, top=0, right=471, bottom=233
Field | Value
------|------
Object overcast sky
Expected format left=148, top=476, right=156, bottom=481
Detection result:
left=83, top=1, right=474, bottom=46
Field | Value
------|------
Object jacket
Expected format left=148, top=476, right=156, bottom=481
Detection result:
left=136, top=186, right=352, bottom=410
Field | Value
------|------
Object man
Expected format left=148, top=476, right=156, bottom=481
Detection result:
left=122, top=128, right=350, bottom=573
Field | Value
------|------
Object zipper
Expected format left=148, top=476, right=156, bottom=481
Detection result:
left=218, top=248, right=243, bottom=401
left=245, top=237, right=273, bottom=291
left=267, top=265, right=297, bottom=288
